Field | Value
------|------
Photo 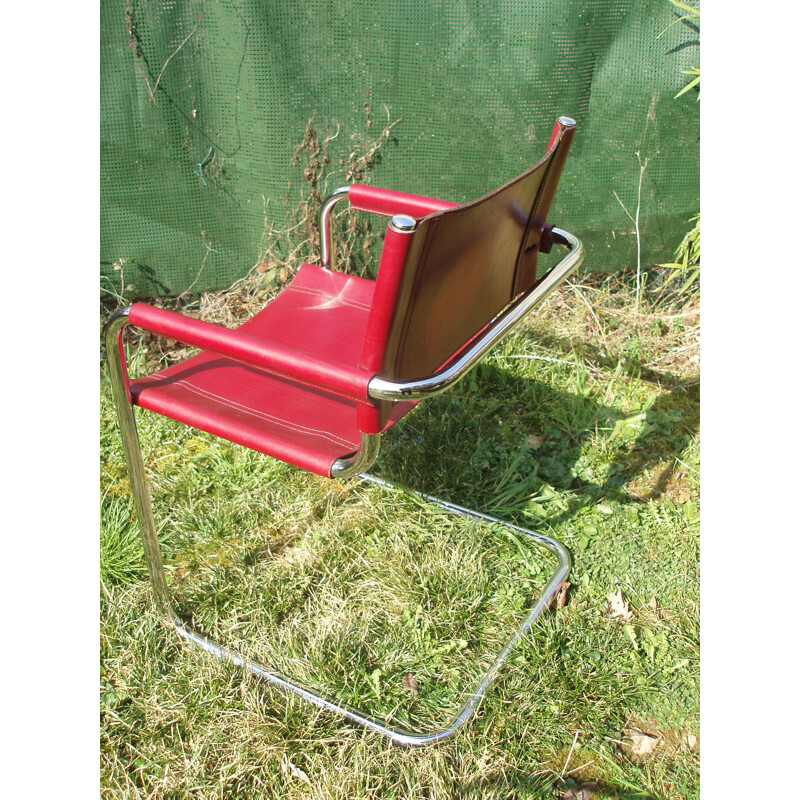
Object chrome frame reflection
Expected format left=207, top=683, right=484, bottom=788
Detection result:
left=319, top=186, right=350, bottom=269
left=104, top=226, right=580, bottom=747
left=330, top=432, right=380, bottom=478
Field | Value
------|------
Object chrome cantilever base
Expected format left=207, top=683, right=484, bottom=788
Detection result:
left=104, top=389, right=570, bottom=746
left=166, top=473, right=569, bottom=747
left=104, top=333, right=570, bottom=744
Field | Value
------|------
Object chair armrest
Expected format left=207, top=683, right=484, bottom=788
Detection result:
left=319, top=185, right=458, bottom=269
left=367, top=227, right=584, bottom=401
left=124, top=303, right=374, bottom=403
left=348, top=184, right=458, bottom=218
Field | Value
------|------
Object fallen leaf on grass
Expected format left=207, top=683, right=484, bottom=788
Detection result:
left=606, top=590, right=633, bottom=621
left=548, top=581, right=572, bottom=610
left=672, top=487, right=691, bottom=504
left=683, top=732, right=698, bottom=751
left=527, top=433, right=546, bottom=449
left=627, top=728, right=660, bottom=758
left=402, top=672, right=420, bottom=695
left=280, top=754, right=311, bottom=786
left=562, top=782, right=598, bottom=800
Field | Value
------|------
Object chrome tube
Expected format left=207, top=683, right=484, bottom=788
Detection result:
left=103, top=308, right=173, bottom=616
left=319, top=186, right=351, bottom=269
left=354, top=473, right=572, bottom=746
left=330, top=432, right=381, bottom=478
left=368, top=227, right=584, bottom=401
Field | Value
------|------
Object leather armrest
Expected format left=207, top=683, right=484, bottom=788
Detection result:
left=348, top=184, right=458, bottom=218
left=127, top=303, right=374, bottom=403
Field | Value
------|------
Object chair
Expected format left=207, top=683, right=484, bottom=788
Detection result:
left=105, top=116, right=585, bottom=746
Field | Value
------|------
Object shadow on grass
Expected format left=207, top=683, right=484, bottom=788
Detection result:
left=373, top=337, right=699, bottom=532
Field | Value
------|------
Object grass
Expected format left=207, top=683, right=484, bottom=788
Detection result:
left=100, top=257, right=699, bottom=798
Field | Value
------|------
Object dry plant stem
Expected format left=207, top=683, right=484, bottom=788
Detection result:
left=560, top=730, right=580, bottom=779
left=126, top=0, right=205, bottom=106
left=566, top=280, right=609, bottom=352
left=178, top=235, right=219, bottom=301
left=151, top=2, right=204, bottom=99
left=613, top=152, right=649, bottom=312
left=565, top=761, right=595, bottom=777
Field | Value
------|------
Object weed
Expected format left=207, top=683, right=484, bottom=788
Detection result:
left=658, top=215, right=700, bottom=304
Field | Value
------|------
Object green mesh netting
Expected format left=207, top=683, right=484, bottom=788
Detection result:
left=101, top=0, right=699, bottom=299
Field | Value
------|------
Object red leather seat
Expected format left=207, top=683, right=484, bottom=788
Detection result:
left=131, top=264, right=414, bottom=477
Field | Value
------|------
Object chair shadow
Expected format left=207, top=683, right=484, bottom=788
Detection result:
left=372, top=339, right=698, bottom=531
left=369, top=337, right=692, bottom=798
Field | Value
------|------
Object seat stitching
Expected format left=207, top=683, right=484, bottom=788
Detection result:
left=150, top=375, right=356, bottom=447
left=139, top=373, right=358, bottom=449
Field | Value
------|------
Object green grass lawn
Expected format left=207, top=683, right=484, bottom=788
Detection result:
left=100, top=275, right=699, bottom=799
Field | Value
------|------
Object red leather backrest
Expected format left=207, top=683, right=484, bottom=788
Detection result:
left=358, top=118, right=576, bottom=432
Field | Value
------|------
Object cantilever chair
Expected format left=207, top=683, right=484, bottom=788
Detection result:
left=105, top=116, right=585, bottom=746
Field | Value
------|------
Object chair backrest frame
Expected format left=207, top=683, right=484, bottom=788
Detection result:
left=359, top=117, right=576, bottom=430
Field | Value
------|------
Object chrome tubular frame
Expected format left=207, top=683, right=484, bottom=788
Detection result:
left=105, top=308, right=172, bottom=616
left=350, top=474, right=571, bottom=746
left=330, top=432, right=381, bottom=478
left=104, top=226, right=580, bottom=747
left=368, top=227, right=584, bottom=401
left=319, top=186, right=351, bottom=269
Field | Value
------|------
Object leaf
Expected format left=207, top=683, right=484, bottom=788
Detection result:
left=370, top=667, right=382, bottom=697
left=668, top=0, right=700, bottom=18
left=280, top=755, right=312, bottom=786
left=402, top=672, right=420, bottom=695
left=606, top=590, right=633, bottom=621
left=527, top=433, right=546, bottom=449
left=548, top=581, right=572, bottom=610
left=562, top=783, right=598, bottom=800
left=683, top=732, right=698, bottom=751
left=675, top=72, right=701, bottom=99
left=679, top=268, right=700, bottom=294
left=656, top=0, right=700, bottom=39
left=673, top=487, right=691, bottom=504
left=627, top=727, right=660, bottom=758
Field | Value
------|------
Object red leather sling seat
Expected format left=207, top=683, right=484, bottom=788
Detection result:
left=129, top=264, right=414, bottom=477
left=127, top=118, right=576, bottom=478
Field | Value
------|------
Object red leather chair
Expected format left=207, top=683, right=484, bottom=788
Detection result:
left=105, top=116, right=584, bottom=746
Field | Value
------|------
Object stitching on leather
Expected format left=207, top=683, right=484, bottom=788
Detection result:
left=287, top=285, right=371, bottom=311
left=146, top=336, right=367, bottom=405
left=512, top=144, right=559, bottom=297
left=144, top=373, right=356, bottom=447
left=140, top=373, right=358, bottom=448
left=394, top=219, right=438, bottom=377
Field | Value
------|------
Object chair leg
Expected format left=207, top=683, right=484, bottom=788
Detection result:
left=105, top=314, right=571, bottom=746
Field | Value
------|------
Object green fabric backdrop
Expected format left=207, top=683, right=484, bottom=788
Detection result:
left=101, top=0, right=699, bottom=299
